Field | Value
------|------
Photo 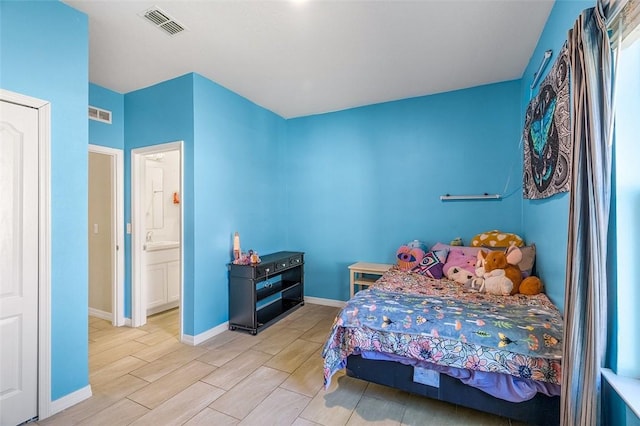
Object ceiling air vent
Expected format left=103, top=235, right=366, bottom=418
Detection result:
left=88, top=106, right=112, bottom=124
left=140, top=6, right=186, bottom=36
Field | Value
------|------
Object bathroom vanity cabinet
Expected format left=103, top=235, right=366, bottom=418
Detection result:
left=146, top=244, right=180, bottom=315
left=228, top=251, right=304, bottom=335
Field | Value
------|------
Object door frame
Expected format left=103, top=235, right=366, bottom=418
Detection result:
left=88, top=144, right=125, bottom=326
left=0, top=89, right=52, bottom=419
left=131, top=141, right=183, bottom=340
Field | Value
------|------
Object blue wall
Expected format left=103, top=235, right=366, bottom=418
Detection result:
left=11, top=0, right=632, bottom=415
left=0, top=1, right=89, bottom=400
left=192, top=74, right=287, bottom=334
left=521, top=1, right=639, bottom=422
left=124, top=74, right=195, bottom=324
left=520, top=0, right=593, bottom=309
left=122, top=73, right=287, bottom=336
left=286, top=81, right=523, bottom=301
left=89, top=84, right=124, bottom=150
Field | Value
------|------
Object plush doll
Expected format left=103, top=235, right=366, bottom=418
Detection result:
left=479, top=244, right=523, bottom=295
left=519, top=276, right=544, bottom=295
left=446, top=266, right=475, bottom=285
left=463, top=250, right=512, bottom=295
left=479, top=269, right=514, bottom=295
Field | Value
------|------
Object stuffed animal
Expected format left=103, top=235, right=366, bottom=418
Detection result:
left=479, top=244, right=523, bottom=295
left=463, top=250, right=512, bottom=295
left=520, top=276, right=544, bottom=295
left=446, top=266, right=475, bottom=285
left=479, top=269, right=514, bottom=295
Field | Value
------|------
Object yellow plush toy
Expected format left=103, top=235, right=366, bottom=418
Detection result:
left=471, top=230, right=524, bottom=248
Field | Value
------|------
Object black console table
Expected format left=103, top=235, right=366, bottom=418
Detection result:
left=228, top=251, right=304, bottom=335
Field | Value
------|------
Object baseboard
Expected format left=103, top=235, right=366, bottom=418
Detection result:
left=181, top=298, right=344, bottom=346
left=182, top=321, right=229, bottom=346
left=48, top=385, right=92, bottom=417
left=304, top=296, right=346, bottom=308
left=88, top=307, right=111, bottom=321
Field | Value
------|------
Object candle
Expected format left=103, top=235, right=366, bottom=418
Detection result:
left=233, top=232, right=241, bottom=260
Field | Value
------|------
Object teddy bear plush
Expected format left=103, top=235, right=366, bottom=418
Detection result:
left=479, top=244, right=523, bottom=295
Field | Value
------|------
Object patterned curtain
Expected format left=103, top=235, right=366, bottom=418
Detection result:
left=561, top=2, right=622, bottom=425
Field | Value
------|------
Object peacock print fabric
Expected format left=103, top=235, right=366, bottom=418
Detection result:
left=523, top=42, right=571, bottom=199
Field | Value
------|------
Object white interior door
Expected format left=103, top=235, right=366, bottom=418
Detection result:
left=0, top=100, right=39, bottom=425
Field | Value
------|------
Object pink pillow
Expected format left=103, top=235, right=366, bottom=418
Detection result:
left=442, top=249, right=477, bottom=275
left=432, top=242, right=483, bottom=257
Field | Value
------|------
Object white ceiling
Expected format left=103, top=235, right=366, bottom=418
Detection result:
left=63, top=0, right=554, bottom=118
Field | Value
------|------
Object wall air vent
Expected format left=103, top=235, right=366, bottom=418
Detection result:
left=140, top=6, right=186, bottom=36
left=88, top=106, right=112, bottom=124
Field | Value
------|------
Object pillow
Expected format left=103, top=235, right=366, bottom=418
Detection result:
left=442, top=249, right=477, bottom=276
left=396, top=245, right=425, bottom=270
left=432, top=242, right=536, bottom=277
left=412, top=249, right=449, bottom=279
left=432, top=242, right=483, bottom=258
left=516, top=244, right=536, bottom=277
left=471, top=230, right=524, bottom=248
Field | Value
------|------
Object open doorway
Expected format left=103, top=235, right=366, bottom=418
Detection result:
left=88, top=144, right=124, bottom=327
left=131, top=141, right=183, bottom=341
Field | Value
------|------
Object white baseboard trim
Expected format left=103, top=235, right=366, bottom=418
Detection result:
left=181, top=298, right=345, bottom=346
left=49, top=385, right=92, bottom=417
left=124, top=318, right=132, bottom=327
left=304, top=296, right=346, bottom=308
left=88, top=307, right=111, bottom=321
left=182, top=321, right=229, bottom=346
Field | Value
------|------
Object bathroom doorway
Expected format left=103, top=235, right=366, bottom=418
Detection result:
left=131, top=141, right=183, bottom=340
left=88, top=144, right=125, bottom=327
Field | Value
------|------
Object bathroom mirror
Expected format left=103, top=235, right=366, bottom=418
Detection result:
left=146, top=166, right=164, bottom=229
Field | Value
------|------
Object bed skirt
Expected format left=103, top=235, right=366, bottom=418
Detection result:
left=346, top=354, right=560, bottom=426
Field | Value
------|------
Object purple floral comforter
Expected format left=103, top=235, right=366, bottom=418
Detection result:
left=322, top=268, right=563, bottom=387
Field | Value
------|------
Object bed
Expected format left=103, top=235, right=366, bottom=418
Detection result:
left=322, top=264, right=563, bottom=425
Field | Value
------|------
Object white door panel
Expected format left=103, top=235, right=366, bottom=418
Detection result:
left=0, top=100, right=39, bottom=426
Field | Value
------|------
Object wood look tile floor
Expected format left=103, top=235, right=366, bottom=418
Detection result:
left=38, top=303, right=523, bottom=426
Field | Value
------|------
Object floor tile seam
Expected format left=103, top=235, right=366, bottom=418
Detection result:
left=297, top=411, right=349, bottom=426
left=102, top=397, right=150, bottom=424
left=216, top=385, right=302, bottom=423
left=197, top=378, right=226, bottom=395
left=89, top=358, right=146, bottom=380
left=277, top=383, right=322, bottom=400
left=128, top=357, right=196, bottom=382
left=69, top=395, right=132, bottom=425
left=128, top=343, right=186, bottom=363
left=126, top=394, right=156, bottom=411
left=91, top=374, right=151, bottom=397
left=88, top=338, right=140, bottom=355
left=178, top=406, right=211, bottom=426
left=89, top=340, right=147, bottom=364
left=90, top=329, right=151, bottom=343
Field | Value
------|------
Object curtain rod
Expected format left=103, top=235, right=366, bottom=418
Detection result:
left=530, top=50, right=553, bottom=89
left=440, top=194, right=501, bottom=201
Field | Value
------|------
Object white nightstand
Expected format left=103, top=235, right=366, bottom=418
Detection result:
left=348, top=262, right=393, bottom=297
